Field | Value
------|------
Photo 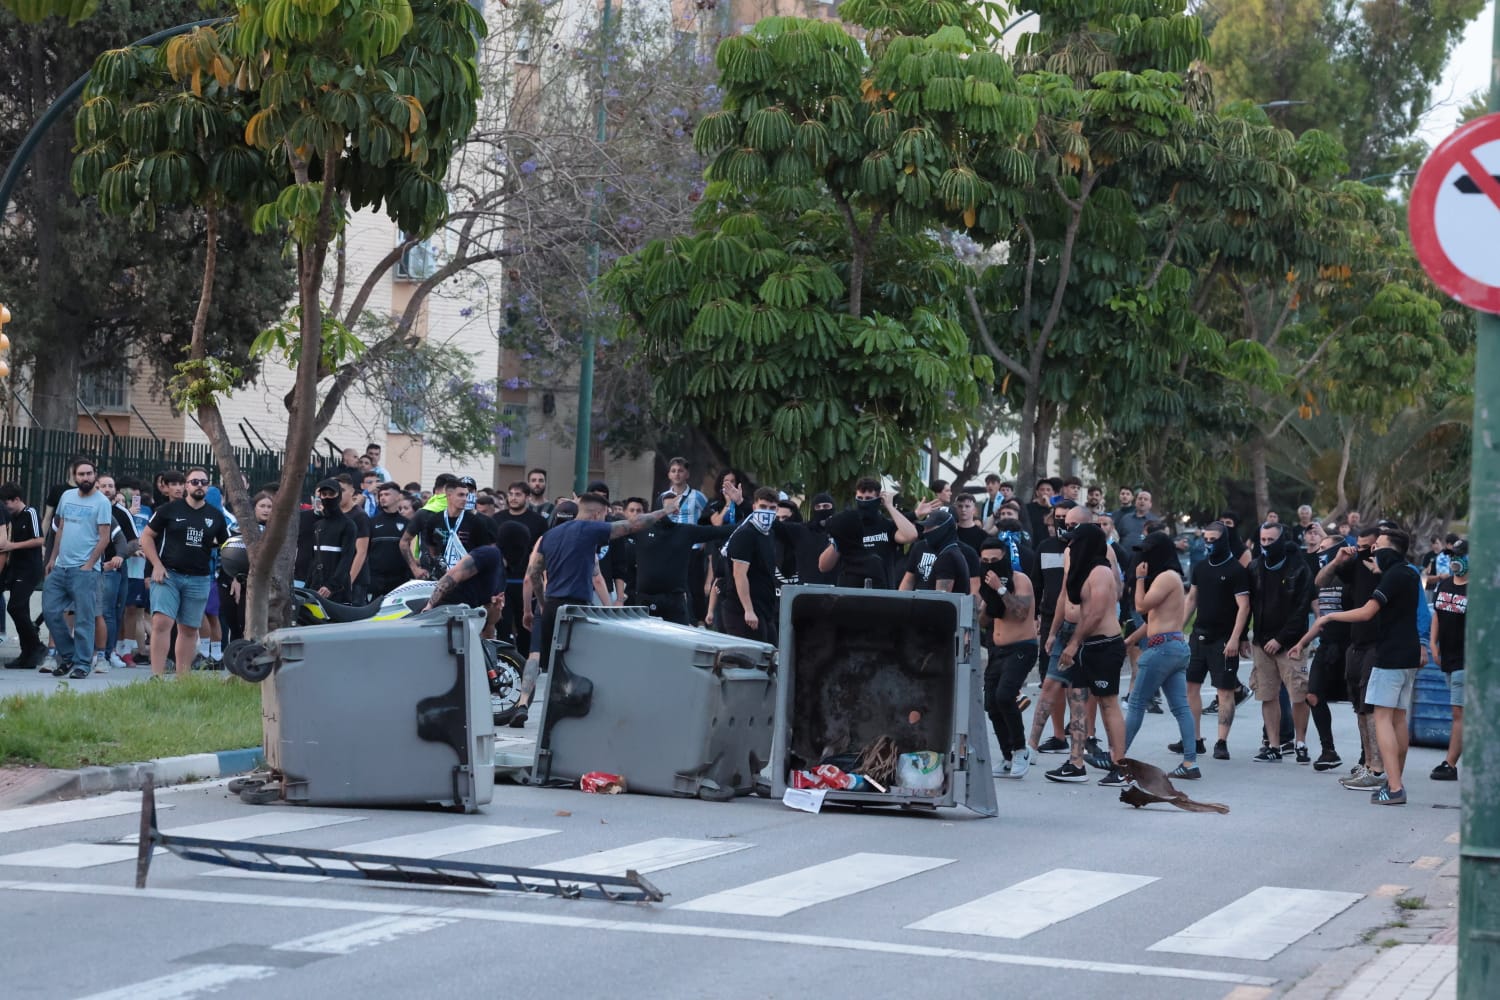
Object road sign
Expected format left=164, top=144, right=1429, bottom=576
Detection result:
left=1409, top=113, right=1500, bottom=314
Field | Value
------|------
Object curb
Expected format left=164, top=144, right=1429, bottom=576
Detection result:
left=10, top=747, right=265, bottom=806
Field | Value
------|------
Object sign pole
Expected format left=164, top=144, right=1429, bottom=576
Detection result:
left=1459, top=5, right=1500, bottom=998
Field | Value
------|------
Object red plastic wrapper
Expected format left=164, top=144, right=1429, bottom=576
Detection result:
left=790, top=765, right=854, bottom=790
left=580, top=772, right=626, bottom=794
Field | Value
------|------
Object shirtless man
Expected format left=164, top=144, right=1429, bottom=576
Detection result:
left=976, top=538, right=1039, bottom=778
left=1054, top=522, right=1128, bottom=786
left=1124, top=531, right=1199, bottom=777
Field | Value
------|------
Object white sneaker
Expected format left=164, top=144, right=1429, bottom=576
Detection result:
left=109, top=652, right=127, bottom=670
left=39, top=654, right=57, bottom=673
left=92, top=653, right=110, bottom=674
left=1007, top=747, right=1034, bottom=779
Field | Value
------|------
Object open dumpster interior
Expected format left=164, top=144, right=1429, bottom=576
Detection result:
left=784, top=591, right=958, bottom=796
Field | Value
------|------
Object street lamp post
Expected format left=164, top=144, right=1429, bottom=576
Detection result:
left=574, top=0, right=613, bottom=494
left=1460, top=7, right=1500, bottom=999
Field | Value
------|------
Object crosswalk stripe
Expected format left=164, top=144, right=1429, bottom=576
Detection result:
left=72, top=963, right=277, bottom=1000
left=0, top=812, right=365, bottom=870
left=535, top=838, right=753, bottom=876
left=205, top=824, right=559, bottom=881
left=906, top=868, right=1159, bottom=939
left=673, top=852, right=953, bottom=917
left=272, top=915, right=456, bottom=955
left=1148, top=886, right=1364, bottom=960
left=0, top=791, right=163, bottom=835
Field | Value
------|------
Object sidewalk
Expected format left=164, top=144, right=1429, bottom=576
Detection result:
left=1282, top=854, right=1460, bottom=1000
left=0, top=746, right=264, bottom=809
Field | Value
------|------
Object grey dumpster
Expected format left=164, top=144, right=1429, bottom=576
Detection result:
left=527, top=606, right=777, bottom=799
left=259, top=606, right=495, bottom=811
left=770, top=586, right=996, bottom=816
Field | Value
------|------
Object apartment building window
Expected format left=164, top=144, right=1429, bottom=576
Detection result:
left=498, top=403, right=527, bottom=464
left=394, top=231, right=437, bottom=282
left=79, top=368, right=127, bottom=412
left=388, top=370, right=428, bottom=434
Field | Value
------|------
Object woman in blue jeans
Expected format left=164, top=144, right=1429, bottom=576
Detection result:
left=1124, top=531, right=1199, bottom=777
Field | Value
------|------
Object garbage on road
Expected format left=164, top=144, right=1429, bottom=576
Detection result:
left=580, top=772, right=627, bottom=794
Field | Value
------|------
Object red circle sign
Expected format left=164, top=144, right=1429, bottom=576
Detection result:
left=1410, top=113, right=1500, bottom=314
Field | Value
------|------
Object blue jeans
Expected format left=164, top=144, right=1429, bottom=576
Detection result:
left=1125, top=635, right=1196, bottom=762
left=42, top=565, right=99, bottom=672
left=99, top=568, right=126, bottom=659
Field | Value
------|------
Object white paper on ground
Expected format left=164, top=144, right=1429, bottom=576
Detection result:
left=781, top=788, right=827, bottom=814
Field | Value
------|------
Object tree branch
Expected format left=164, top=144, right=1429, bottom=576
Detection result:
left=965, top=287, right=1028, bottom=380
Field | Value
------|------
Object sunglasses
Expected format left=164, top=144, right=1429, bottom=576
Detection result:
left=187, top=478, right=209, bottom=485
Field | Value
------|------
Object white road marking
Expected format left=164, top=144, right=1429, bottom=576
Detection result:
left=71, top=963, right=276, bottom=1000
left=535, top=838, right=753, bottom=876
left=0, top=811, right=366, bottom=869
left=3, top=880, right=1278, bottom=987
left=0, top=791, right=166, bottom=835
left=1148, top=886, right=1364, bottom=960
left=272, top=915, right=455, bottom=955
left=906, top=868, right=1159, bottom=939
left=205, top=824, right=558, bottom=881
left=674, top=852, right=953, bottom=917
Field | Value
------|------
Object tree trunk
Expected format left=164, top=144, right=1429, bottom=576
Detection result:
left=29, top=328, right=81, bottom=429
left=847, top=239, right=864, bottom=320
left=1250, top=434, right=1270, bottom=519
left=1334, top=422, right=1353, bottom=518
left=1032, top=400, right=1055, bottom=481
left=1016, top=379, right=1040, bottom=493
left=1057, top=420, right=1075, bottom=478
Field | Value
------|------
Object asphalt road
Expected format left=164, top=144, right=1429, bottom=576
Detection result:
left=0, top=695, right=1460, bottom=1000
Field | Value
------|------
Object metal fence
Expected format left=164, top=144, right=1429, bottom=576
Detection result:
left=0, top=426, right=286, bottom=505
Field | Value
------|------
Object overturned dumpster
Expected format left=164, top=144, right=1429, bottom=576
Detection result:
left=769, top=586, right=996, bottom=817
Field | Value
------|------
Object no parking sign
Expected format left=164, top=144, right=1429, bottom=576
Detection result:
left=1409, top=113, right=1500, bottom=314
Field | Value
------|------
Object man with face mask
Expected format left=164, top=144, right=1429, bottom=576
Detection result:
left=978, top=537, right=1038, bottom=777
left=1182, top=521, right=1251, bottom=760
left=818, top=477, right=918, bottom=589
left=1302, top=526, right=1349, bottom=771
left=1247, top=522, right=1315, bottom=763
left=1292, top=528, right=1420, bottom=805
left=139, top=467, right=231, bottom=678
left=898, top=509, right=972, bottom=594
left=1315, top=525, right=1386, bottom=788
left=303, top=479, right=357, bottom=603
left=721, top=487, right=782, bottom=642
left=1429, top=547, right=1468, bottom=780
left=1124, top=530, right=1198, bottom=777
left=41, top=459, right=114, bottom=678
left=1055, top=522, right=1129, bottom=786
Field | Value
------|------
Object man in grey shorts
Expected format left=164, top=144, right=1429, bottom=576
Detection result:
left=1292, top=527, right=1420, bottom=806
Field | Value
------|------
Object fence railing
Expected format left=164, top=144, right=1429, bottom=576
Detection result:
left=0, top=426, right=286, bottom=505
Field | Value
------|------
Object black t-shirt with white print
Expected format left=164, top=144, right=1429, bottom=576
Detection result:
left=146, top=500, right=231, bottom=576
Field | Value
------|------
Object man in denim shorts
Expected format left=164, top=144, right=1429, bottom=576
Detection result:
left=140, top=468, right=230, bottom=678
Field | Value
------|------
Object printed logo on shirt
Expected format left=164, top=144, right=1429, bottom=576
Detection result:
left=916, top=551, right=936, bottom=581
left=185, top=525, right=205, bottom=548
left=1435, top=590, right=1468, bottom=615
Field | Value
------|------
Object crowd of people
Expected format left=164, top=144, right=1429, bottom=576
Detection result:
left=0, top=454, right=1467, bottom=808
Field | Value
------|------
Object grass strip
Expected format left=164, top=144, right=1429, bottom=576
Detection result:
left=0, top=675, right=261, bottom=769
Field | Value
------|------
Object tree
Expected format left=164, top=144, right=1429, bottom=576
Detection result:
left=602, top=2, right=1029, bottom=492
left=0, top=0, right=293, bottom=428
left=71, top=0, right=484, bottom=636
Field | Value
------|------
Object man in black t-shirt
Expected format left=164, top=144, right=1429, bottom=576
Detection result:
left=818, top=477, right=918, bottom=588
left=140, top=469, right=231, bottom=678
left=338, top=477, right=372, bottom=602
left=721, top=487, right=780, bottom=642
left=1293, top=527, right=1420, bottom=805
left=899, top=509, right=972, bottom=594
left=366, top=483, right=413, bottom=598
left=303, top=480, right=357, bottom=603
left=632, top=516, right=734, bottom=626
left=0, top=484, right=46, bottom=667
left=494, top=481, right=549, bottom=542
left=1430, top=555, right=1468, bottom=780
left=402, top=478, right=484, bottom=578
left=953, top=494, right=987, bottom=552
left=603, top=498, right=646, bottom=606
left=1184, top=521, right=1251, bottom=760
left=1315, top=526, right=1385, bottom=788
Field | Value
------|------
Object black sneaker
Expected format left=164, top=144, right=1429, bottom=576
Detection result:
left=1279, top=739, right=1296, bottom=754
left=1044, top=762, right=1089, bottom=783
left=1234, top=684, right=1251, bottom=706
left=68, top=667, right=88, bottom=679
left=1430, top=761, right=1458, bottom=781
left=1170, top=764, right=1203, bottom=780
left=1203, top=697, right=1219, bottom=715
left=1253, top=744, right=1282, bottom=763
left=52, top=664, right=71, bottom=677
left=494, top=704, right=529, bottom=728
left=1168, top=738, right=1207, bottom=755
left=1213, top=740, right=1230, bottom=760
left=1098, top=767, right=1128, bottom=787
left=1085, top=736, right=1104, bottom=758
left=1146, top=694, right=1164, bottom=714
left=1295, top=744, right=1311, bottom=765
left=1036, top=736, right=1069, bottom=754
left=1313, top=749, right=1342, bottom=771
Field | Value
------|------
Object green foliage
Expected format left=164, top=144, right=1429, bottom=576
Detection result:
left=250, top=307, right=364, bottom=370
left=2, top=0, right=97, bottom=25
left=168, top=356, right=242, bottom=410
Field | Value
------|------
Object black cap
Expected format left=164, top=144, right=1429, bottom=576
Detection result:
left=315, top=478, right=341, bottom=494
left=456, top=476, right=478, bottom=490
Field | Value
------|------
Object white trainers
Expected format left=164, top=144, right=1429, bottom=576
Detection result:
left=39, top=653, right=57, bottom=674
left=92, top=653, right=111, bottom=674
left=109, top=652, right=128, bottom=670
left=1007, top=746, right=1034, bottom=779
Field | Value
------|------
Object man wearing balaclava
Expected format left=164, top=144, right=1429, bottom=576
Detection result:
left=775, top=492, right=837, bottom=586
left=898, top=508, right=971, bottom=593
left=1292, top=527, right=1421, bottom=805
left=722, top=487, right=782, bottom=642
left=1183, top=521, right=1251, bottom=761
left=1429, top=544, right=1468, bottom=781
left=818, top=476, right=918, bottom=589
left=305, top=478, right=357, bottom=604
left=1247, top=521, right=1315, bottom=763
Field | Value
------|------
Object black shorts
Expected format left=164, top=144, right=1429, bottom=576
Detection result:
left=1344, top=643, right=1379, bottom=715
left=1309, top=638, right=1349, bottom=702
left=1187, top=632, right=1240, bottom=690
left=1078, top=635, right=1125, bottom=698
left=636, top=591, right=690, bottom=626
